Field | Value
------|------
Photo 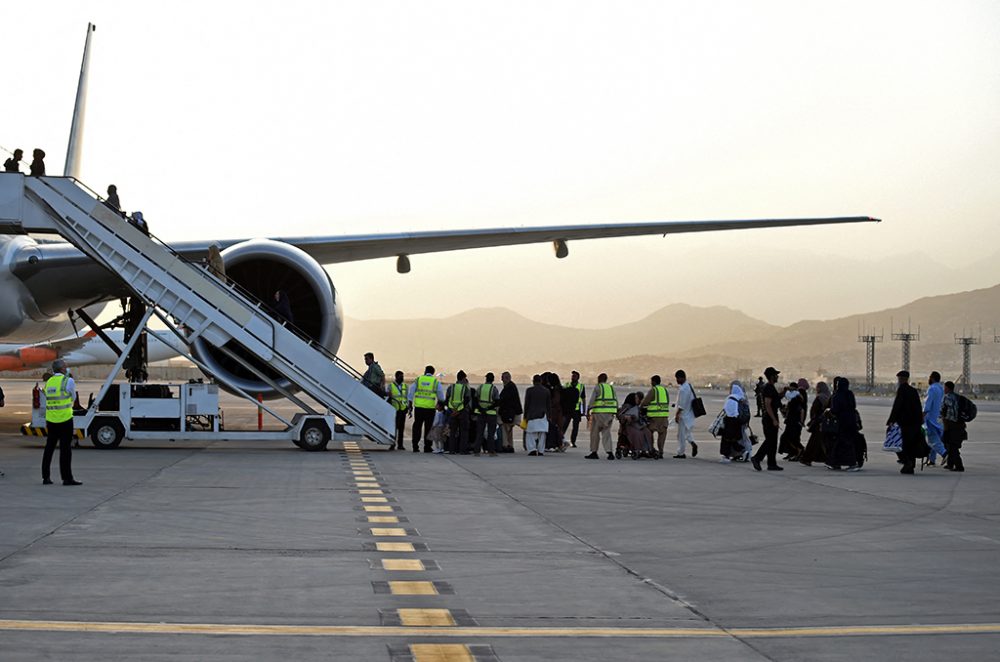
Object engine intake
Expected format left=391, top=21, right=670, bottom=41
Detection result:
left=190, top=239, right=343, bottom=399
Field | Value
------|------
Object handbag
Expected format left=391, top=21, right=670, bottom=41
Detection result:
left=689, top=385, right=707, bottom=418
left=883, top=423, right=903, bottom=453
left=820, top=414, right=839, bottom=435
left=709, top=411, right=726, bottom=438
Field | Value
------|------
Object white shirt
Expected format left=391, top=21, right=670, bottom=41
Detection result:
left=676, top=382, right=695, bottom=424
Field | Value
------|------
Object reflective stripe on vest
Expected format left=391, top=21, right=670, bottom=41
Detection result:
left=647, top=385, right=671, bottom=417
left=478, top=383, right=496, bottom=415
left=389, top=382, right=408, bottom=411
left=448, top=383, right=467, bottom=412
left=590, top=382, right=618, bottom=414
left=45, top=374, right=73, bottom=424
left=413, top=375, right=438, bottom=409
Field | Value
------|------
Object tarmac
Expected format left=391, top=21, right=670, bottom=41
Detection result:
left=1, top=380, right=999, bottom=661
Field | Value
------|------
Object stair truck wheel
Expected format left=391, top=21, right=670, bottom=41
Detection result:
left=298, top=419, right=331, bottom=452
left=90, top=416, right=125, bottom=449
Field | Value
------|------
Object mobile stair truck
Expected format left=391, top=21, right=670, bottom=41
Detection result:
left=4, top=173, right=395, bottom=450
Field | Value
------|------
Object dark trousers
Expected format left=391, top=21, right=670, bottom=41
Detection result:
left=754, top=420, right=779, bottom=468
left=411, top=407, right=435, bottom=452
left=943, top=428, right=964, bottom=470
left=42, top=420, right=75, bottom=483
left=393, top=410, right=407, bottom=449
left=448, top=410, right=470, bottom=454
left=475, top=414, right=498, bottom=454
left=562, top=412, right=581, bottom=445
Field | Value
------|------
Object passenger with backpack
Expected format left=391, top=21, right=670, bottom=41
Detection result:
left=941, top=381, right=974, bottom=472
left=720, top=382, right=751, bottom=463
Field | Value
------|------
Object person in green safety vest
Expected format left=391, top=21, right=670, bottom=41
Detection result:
left=474, top=372, right=500, bottom=456
left=640, top=375, right=671, bottom=459
left=41, top=359, right=81, bottom=485
left=408, top=365, right=445, bottom=453
left=386, top=370, right=409, bottom=450
left=585, top=372, right=618, bottom=460
left=445, top=370, right=472, bottom=454
left=561, top=371, right=586, bottom=448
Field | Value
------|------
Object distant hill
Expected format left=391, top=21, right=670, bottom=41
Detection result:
left=340, top=304, right=776, bottom=374
left=340, top=284, right=1000, bottom=382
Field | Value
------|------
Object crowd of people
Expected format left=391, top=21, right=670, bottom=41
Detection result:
left=360, top=354, right=975, bottom=474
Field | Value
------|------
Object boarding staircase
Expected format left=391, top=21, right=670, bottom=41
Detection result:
left=15, top=175, right=394, bottom=445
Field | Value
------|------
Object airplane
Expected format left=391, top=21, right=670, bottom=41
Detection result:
left=0, top=23, right=878, bottom=399
left=0, top=329, right=184, bottom=373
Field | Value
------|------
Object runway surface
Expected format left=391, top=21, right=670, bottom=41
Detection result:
left=1, top=380, right=999, bottom=661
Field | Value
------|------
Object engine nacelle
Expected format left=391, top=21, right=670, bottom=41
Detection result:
left=190, top=239, right=344, bottom=400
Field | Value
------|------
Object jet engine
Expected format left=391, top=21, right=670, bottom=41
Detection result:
left=189, top=239, right=344, bottom=400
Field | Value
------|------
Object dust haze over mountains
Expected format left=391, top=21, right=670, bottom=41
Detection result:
left=341, top=283, right=1000, bottom=383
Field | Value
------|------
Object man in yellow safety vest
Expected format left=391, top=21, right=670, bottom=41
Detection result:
left=42, top=359, right=81, bottom=485
left=585, top=372, right=618, bottom=460
left=474, top=372, right=500, bottom=456
left=445, top=370, right=472, bottom=454
left=408, top=365, right=445, bottom=453
left=641, top=375, right=671, bottom=459
left=386, top=370, right=409, bottom=450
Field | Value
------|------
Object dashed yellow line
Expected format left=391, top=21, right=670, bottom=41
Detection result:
left=382, top=559, right=425, bottom=571
left=367, top=516, right=400, bottom=523
left=365, top=506, right=394, bottom=513
left=376, top=542, right=416, bottom=552
left=389, top=581, right=438, bottom=595
left=398, top=609, right=456, bottom=627
left=359, top=490, right=384, bottom=495
left=409, top=643, right=473, bottom=661
left=361, top=497, right=388, bottom=503
left=370, top=527, right=408, bottom=537
left=1, top=619, right=997, bottom=638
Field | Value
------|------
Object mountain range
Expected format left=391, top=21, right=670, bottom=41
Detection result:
left=340, top=283, right=1000, bottom=382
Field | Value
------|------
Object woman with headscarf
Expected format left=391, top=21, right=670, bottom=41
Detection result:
left=779, top=380, right=807, bottom=461
left=799, top=380, right=831, bottom=466
left=827, top=377, right=860, bottom=471
left=545, top=372, right=565, bottom=452
left=619, top=391, right=653, bottom=459
left=720, top=381, right=746, bottom=463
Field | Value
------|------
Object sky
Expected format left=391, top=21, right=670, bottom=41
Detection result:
left=3, top=1, right=999, bottom=328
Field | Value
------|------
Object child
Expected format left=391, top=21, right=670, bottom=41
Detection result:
left=428, top=402, right=448, bottom=454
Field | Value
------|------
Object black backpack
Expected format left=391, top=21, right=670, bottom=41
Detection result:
left=957, top=395, right=978, bottom=423
left=736, top=398, right=751, bottom=426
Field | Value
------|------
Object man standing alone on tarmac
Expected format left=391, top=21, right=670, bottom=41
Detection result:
left=42, top=360, right=81, bottom=486
left=387, top=371, right=409, bottom=450
left=674, top=370, right=698, bottom=459
left=409, top=366, right=444, bottom=453
left=562, top=371, right=585, bottom=448
left=585, top=373, right=618, bottom=460
left=641, top=375, right=670, bottom=459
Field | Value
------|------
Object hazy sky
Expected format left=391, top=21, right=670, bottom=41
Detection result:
left=4, top=1, right=999, bottom=328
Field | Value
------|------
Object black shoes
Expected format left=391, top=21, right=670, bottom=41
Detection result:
left=606, top=453, right=615, bottom=460
left=528, top=450, right=538, bottom=456
left=767, top=465, right=783, bottom=471
left=691, top=442, right=699, bottom=458
left=585, top=452, right=599, bottom=459
left=751, top=458, right=762, bottom=471
left=673, top=454, right=686, bottom=459
left=63, top=480, right=83, bottom=486
left=42, top=478, right=54, bottom=485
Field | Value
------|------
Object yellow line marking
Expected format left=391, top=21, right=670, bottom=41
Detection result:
left=370, top=528, right=407, bottom=537
left=0, top=619, right=997, bottom=638
left=389, top=581, right=437, bottom=595
left=398, top=609, right=456, bottom=627
left=364, top=506, right=394, bottom=513
left=352, top=470, right=374, bottom=474
left=361, top=497, right=388, bottom=503
left=382, top=559, right=425, bottom=571
left=409, top=643, right=473, bottom=661
left=367, top=516, right=400, bottom=524
left=359, top=490, right=384, bottom=495
left=376, top=542, right=415, bottom=552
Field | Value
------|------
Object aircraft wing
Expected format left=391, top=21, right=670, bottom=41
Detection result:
left=162, top=215, right=878, bottom=265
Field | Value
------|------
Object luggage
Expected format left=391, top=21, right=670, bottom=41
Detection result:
left=883, top=424, right=903, bottom=453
